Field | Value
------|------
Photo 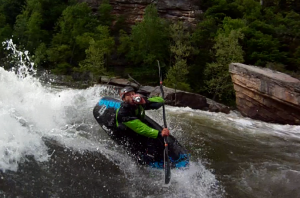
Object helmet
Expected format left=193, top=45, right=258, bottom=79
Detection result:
left=120, top=86, right=135, bottom=99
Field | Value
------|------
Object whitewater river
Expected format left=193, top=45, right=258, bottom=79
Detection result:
left=1, top=67, right=300, bottom=198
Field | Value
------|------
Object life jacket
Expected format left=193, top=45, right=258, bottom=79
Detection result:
left=116, top=104, right=145, bottom=127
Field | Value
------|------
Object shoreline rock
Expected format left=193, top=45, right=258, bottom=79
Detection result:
left=229, top=63, right=300, bottom=125
left=100, top=76, right=231, bottom=114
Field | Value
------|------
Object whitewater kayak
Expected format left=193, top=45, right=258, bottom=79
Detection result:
left=93, top=96, right=189, bottom=169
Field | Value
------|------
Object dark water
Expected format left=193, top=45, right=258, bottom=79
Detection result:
left=1, top=68, right=300, bottom=198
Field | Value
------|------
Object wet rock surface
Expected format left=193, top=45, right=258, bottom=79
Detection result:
left=229, top=63, right=300, bottom=125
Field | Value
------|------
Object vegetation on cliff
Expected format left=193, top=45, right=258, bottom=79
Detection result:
left=1, top=0, right=300, bottom=105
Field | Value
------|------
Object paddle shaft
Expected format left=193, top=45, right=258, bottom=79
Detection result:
left=157, top=60, right=171, bottom=184
left=160, top=80, right=169, bottom=150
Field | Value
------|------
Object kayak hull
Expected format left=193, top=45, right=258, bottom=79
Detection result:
left=93, top=97, right=189, bottom=169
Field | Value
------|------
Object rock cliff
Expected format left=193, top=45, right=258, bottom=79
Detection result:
left=78, top=0, right=201, bottom=25
left=229, top=63, right=300, bottom=125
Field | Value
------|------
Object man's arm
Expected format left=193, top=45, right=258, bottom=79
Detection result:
left=117, top=106, right=160, bottom=138
left=144, top=96, right=165, bottom=110
left=123, top=119, right=159, bottom=138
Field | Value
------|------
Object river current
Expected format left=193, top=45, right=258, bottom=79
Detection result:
left=1, top=66, right=300, bottom=198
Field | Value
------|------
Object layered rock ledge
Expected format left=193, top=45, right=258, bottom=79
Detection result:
left=79, top=0, right=201, bottom=26
left=229, top=63, right=300, bottom=125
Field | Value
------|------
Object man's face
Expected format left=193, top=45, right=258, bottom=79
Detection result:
left=123, top=91, right=135, bottom=105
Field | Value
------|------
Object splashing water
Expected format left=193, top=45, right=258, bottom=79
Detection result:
left=0, top=40, right=48, bottom=172
left=0, top=40, right=226, bottom=197
left=3, top=38, right=300, bottom=198
left=2, top=39, right=36, bottom=78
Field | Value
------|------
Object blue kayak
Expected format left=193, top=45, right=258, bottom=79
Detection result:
left=93, top=96, right=189, bottom=169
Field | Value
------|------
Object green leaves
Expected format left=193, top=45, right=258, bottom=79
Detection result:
left=79, top=25, right=115, bottom=79
left=46, top=2, right=98, bottom=73
left=165, top=22, right=194, bottom=91
left=119, top=4, right=169, bottom=67
left=2, top=0, right=300, bottom=100
left=205, top=18, right=245, bottom=102
left=98, top=0, right=114, bottom=26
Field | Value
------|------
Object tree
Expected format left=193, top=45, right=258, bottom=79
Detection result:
left=165, top=22, right=193, bottom=91
left=205, top=0, right=243, bottom=22
left=98, top=0, right=114, bottom=27
left=0, top=10, right=12, bottom=41
left=243, top=16, right=287, bottom=67
left=190, top=17, right=218, bottom=92
left=12, top=0, right=49, bottom=52
left=79, top=25, right=115, bottom=80
left=118, top=4, right=169, bottom=77
left=274, top=11, right=300, bottom=71
left=205, top=18, right=245, bottom=103
left=33, top=42, right=47, bottom=67
left=26, top=11, right=46, bottom=52
left=47, top=2, right=98, bottom=73
left=0, top=10, right=13, bottom=65
left=0, top=0, right=26, bottom=26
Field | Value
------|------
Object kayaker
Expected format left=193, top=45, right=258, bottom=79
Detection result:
left=116, top=86, right=170, bottom=138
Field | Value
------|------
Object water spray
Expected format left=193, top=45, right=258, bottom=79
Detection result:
left=2, top=39, right=36, bottom=78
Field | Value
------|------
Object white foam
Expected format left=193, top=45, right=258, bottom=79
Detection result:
left=120, top=160, right=224, bottom=198
left=167, top=161, right=224, bottom=198
left=0, top=106, right=49, bottom=172
left=166, top=106, right=300, bottom=139
left=0, top=66, right=119, bottom=171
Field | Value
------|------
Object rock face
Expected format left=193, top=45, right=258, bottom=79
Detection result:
left=78, top=0, right=201, bottom=26
left=148, top=86, right=209, bottom=110
left=229, top=63, right=300, bottom=125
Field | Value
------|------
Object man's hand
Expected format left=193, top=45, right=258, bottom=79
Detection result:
left=132, top=94, right=146, bottom=104
left=161, top=128, right=170, bottom=137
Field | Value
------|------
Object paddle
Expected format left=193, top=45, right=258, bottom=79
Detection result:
left=157, top=60, right=171, bottom=185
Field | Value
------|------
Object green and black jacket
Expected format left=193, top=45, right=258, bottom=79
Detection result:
left=116, top=97, right=165, bottom=138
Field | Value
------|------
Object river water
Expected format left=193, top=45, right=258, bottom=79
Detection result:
left=1, top=65, right=300, bottom=198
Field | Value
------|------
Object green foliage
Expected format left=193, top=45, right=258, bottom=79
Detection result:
left=205, top=17, right=245, bottom=102
left=220, top=17, right=247, bottom=35
left=111, top=15, right=127, bottom=36
left=0, top=0, right=26, bottom=26
left=79, top=25, right=115, bottom=79
left=56, top=3, right=96, bottom=43
left=190, top=17, right=218, bottom=92
left=292, top=46, right=300, bottom=71
left=262, top=0, right=300, bottom=13
left=13, top=16, right=26, bottom=42
left=118, top=4, right=169, bottom=67
left=243, top=29, right=285, bottom=66
left=26, top=11, right=47, bottom=52
left=0, top=9, right=13, bottom=62
left=13, top=0, right=43, bottom=51
left=47, top=2, right=98, bottom=73
left=205, top=0, right=243, bottom=22
left=118, top=29, right=130, bottom=53
left=273, top=11, right=300, bottom=71
left=165, top=59, right=191, bottom=91
left=47, top=44, right=72, bottom=64
left=0, top=11, right=12, bottom=41
left=11, top=0, right=69, bottom=54
left=52, top=62, right=73, bottom=74
left=33, top=43, right=47, bottom=67
left=165, top=22, right=193, bottom=91
left=98, top=0, right=114, bottom=27
left=2, top=0, right=300, bottom=104
left=235, top=0, right=261, bottom=19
